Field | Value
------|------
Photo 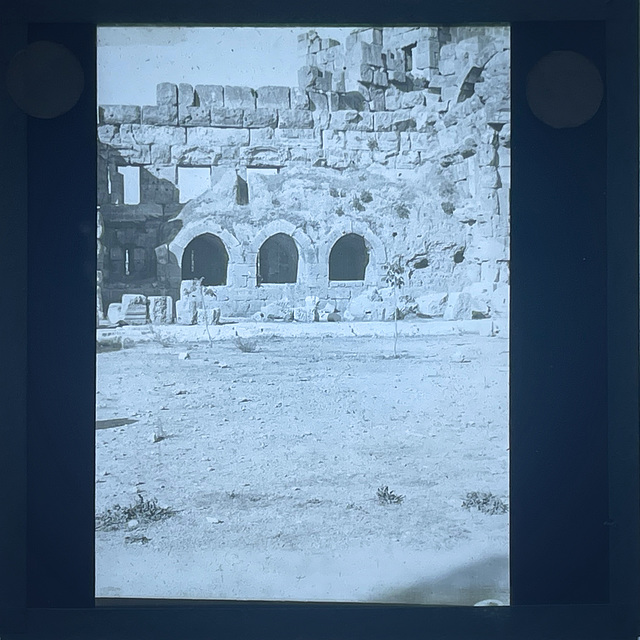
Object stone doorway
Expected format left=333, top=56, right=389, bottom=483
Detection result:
left=181, top=233, right=229, bottom=286
left=257, top=233, right=298, bottom=284
left=329, top=233, right=369, bottom=281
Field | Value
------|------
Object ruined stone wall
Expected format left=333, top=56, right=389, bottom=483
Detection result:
left=97, top=26, right=510, bottom=323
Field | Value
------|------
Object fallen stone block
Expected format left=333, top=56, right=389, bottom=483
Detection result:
left=121, top=294, right=148, bottom=325
left=107, top=303, right=122, bottom=325
left=176, top=298, right=198, bottom=325
left=148, top=296, right=174, bottom=324
left=415, top=293, right=448, bottom=318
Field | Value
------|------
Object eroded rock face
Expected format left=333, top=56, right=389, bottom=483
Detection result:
left=98, top=26, right=510, bottom=322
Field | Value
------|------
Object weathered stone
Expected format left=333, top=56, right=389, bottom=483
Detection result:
left=274, top=128, right=320, bottom=149
left=156, top=83, right=178, bottom=106
left=99, top=105, right=140, bottom=125
left=416, top=293, right=449, bottom=317
left=111, top=145, right=151, bottom=164
left=178, top=83, right=195, bottom=106
left=98, top=124, right=119, bottom=143
left=179, top=105, right=210, bottom=126
left=322, top=130, right=346, bottom=150
left=195, top=85, right=224, bottom=108
left=242, top=146, right=287, bottom=168
left=176, top=298, right=198, bottom=325
left=243, top=109, right=278, bottom=129
left=170, top=145, right=222, bottom=166
left=278, top=109, right=314, bottom=129
left=401, top=91, right=425, bottom=108
left=343, top=289, right=385, bottom=321
left=224, top=86, right=256, bottom=109
left=121, top=294, right=148, bottom=325
left=330, top=111, right=373, bottom=132
left=257, top=86, right=290, bottom=109
left=291, top=88, right=310, bottom=110
left=395, top=151, right=420, bottom=168
left=209, top=108, right=244, bottom=128
left=197, top=307, right=221, bottom=325
left=374, top=132, right=400, bottom=152
left=107, top=303, right=122, bottom=324
left=141, top=105, right=178, bottom=126
left=119, top=124, right=186, bottom=146
left=149, top=296, right=174, bottom=324
left=307, top=91, right=329, bottom=111
left=186, top=127, right=250, bottom=147
left=345, top=131, right=377, bottom=151
left=368, top=87, right=386, bottom=111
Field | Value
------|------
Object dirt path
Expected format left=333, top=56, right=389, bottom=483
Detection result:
left=95, top=328, right=509, bottom=604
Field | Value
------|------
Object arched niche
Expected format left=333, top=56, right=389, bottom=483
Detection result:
left=257, top=233, right=298, bottom=284
left=181, top=233, right=229, bottom=286
left=329, top=233, right=369, bottom=281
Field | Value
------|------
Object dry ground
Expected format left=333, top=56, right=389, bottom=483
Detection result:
left=95, top=324, right=509, bottom=604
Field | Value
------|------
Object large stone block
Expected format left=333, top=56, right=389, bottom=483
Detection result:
left=278, top=109, right=314, bottom=129
left=291, top=88, right=310, bottom=110
left=224, top=86, right=256, bottom=110
left=176, top=298, right=198, bottom=325
left=274, top=128, right=320, bottom=148
left=111, top=144, right=151, bottom=164
left=401, top=91, right=425, bottom=108
left=186, top=127, right=250, bottom=147
left=119, top=124, right=186, bottom=146
left=243, top=109, right=278, bottom=129
left=178, top=83, right=195, bottom=106
left=210, top=108, right=244, bottom=128
left=121, top=294, right=148, bottom=325
left=345, top=131, right=377, bottom=151
left=156, top=83, right=178, bottom=106
left=170, top=145, right=222, bottom=166
left=141, top=105, right=178, bottom=126
left=322, top=130, right=346, bottom=150
left=374, top=132, right=400, bottom=152
left=148, top=142, right=172, bottom=165
left=409, top=132, right=434, bottom=151
left=179, top=105, right=211, bottom=126
left=195, top=85, right=224, bottom=108
left=395, top=150, right=420, bottom=168
left=99, top=105, right=140, bottom=125
left=257, top=86, right=290, bottom=109
left=242, top=146, right=287, bottom=168
left=98, top=124, right=119, bottom=143
left=415, top=293, right=448, bottom=318
left=149, top=296, right=174, bottom=324
left=107, top=303, right=122, bottom=324
left=330, top=110, right=373, bottom=132
left=249, top=127, right=276, bottom=145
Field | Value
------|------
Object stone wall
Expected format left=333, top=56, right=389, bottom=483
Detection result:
left=97, top=26, right=510, bottom=323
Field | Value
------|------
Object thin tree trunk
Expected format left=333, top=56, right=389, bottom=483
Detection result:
left=393, top=286, right=398, bottom=358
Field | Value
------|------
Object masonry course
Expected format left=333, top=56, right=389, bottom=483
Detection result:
left=97, top=26, right=510, bottom=326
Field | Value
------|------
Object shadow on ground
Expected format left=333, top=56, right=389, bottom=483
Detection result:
left=371, top=554, right=509, bottom=606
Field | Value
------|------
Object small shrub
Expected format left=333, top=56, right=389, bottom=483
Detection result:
left=352, top=197, right=365, bottom=212
left=462, top=491, right=508, bottom=515
left=367, top=139, right=379, bottom=151
left=96, top=494, right=176, bottom=531
left=377, top=485, right=405, bottom=505
left=395, top=203, right=410, bottom=219
left=329, top=187, right=340, bottom=198
left=335, top=206, right=345, bottom=217
left=234, top=336, right=258, bottom=353
left=360, top=190, right=373, bottom=203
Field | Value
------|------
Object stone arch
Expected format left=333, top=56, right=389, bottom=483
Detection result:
left=328, top=233, right=369, bottom=281
left=257, top=233, right=298, bottom=284
left=181, top=233, right=229, bottom=286
left=321, top=223, right=386, bottom=285
left=168, top=219, right=242, bottom=278
left=249, top=220, right=316, bottom=283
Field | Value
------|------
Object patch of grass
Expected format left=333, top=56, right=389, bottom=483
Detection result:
left=461, top=491, right=508, bottom=515
left=335, top=206, right=345, bottom=217
left=95, top=494, right=176, bottom=531
left=234, top=336, right=258, bottom=353
left=352, top=196, right=365, bottom=212
left=395, top=203, right=410, bottom=219
left=377, top=485, right=405, bottom=505
left=360, top=190, right=373, bottom=203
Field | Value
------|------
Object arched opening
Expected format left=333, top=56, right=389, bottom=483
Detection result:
left=329, top=233, right=369, bottom=281
left=181, top=234, right=229, bottom=286
left=257, top=233, right=298, bottom=284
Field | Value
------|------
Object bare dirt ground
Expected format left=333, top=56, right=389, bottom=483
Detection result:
left=95, top=322, right=509, bottom=605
